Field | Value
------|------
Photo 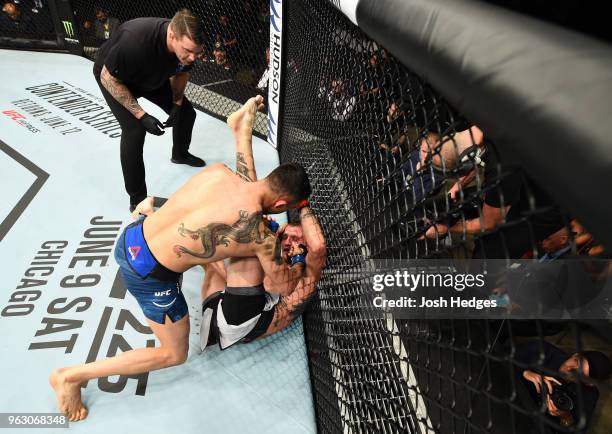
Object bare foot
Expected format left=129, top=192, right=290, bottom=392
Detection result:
left=49, top=368, right=88, bottom=422
left=227, top=95, right=264, bottom=141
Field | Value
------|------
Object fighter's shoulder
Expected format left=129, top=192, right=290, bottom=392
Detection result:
left=197, top=163, right=234, bottom=180
left=206, top=162, right=234, bottom=173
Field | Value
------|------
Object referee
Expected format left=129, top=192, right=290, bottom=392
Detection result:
left=93, top=9, right=206, bottom=212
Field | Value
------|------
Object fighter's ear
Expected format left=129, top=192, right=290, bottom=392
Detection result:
left=273, top=199, right=288, bottom=209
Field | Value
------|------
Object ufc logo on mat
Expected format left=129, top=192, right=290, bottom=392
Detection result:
left=154, top=290, right=172, bottom=297
left=2, top=110, right=25, bottom=120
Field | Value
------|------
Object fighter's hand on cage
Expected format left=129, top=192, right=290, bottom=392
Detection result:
left=131, top=197, right=155, bottom=220
left=164, top=103, right=182, bottom=128
left=139, top=113, right=165, bottom=135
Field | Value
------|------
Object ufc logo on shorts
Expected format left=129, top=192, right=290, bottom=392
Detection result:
left=155, top=290, right=172, bottom=297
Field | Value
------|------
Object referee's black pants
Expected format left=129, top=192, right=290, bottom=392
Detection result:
left=94, top=73, right=197, bottom=207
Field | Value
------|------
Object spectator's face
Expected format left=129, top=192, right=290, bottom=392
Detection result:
left=332, top=80, right=343, bottom=95
left=559, top=353, right=589, bottom=378
left=420, top=137, right=443, bottom=168
left=265, top=48, right=270, bottom=64
left=171, top=32, right=204, bottom=65
left=219, top=15, right=228, bottom=26
left=388, top=102, right=397, bottom=119
left=83, top=20, right=92, bottom=30
left=214, top=48, right=226, bottom=64
left=369, top=54, right=378, bottom=67
left=95, top=9, right=107, bottom=21
left=3, top=2, right=17, bottom=18
left=280, top=225, right=305, bottom=258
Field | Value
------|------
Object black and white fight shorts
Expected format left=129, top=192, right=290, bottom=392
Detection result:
left=200, top=285, right=279, bottom=350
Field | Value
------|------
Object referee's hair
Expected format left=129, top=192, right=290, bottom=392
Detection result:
left=266, top=163, right=312, bottom=204
left=170, top=9, right=205, bottom=46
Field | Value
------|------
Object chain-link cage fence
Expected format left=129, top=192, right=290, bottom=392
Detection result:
left=0, top=0, right=56, bottom=46
left=279, top=1, right=612, bottom=433
left=70, top=0, right=269, bottom=137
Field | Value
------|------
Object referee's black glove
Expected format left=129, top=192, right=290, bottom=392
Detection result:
left=164, top=103, right=181, bottom=128
left=140, top=113, right=165, bottom=136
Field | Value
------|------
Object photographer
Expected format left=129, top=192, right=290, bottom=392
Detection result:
left=516, top=340, right=611, bottom=431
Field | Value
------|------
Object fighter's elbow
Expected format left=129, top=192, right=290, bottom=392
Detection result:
left=309, top=241, right=327, bottom=258
left=101, top=66, right=120, bottom=86
left=269, top=282, right=295, bottom=298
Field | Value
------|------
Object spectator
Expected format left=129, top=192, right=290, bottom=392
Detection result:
left=213, top=41, right=231, bottom=70
left=540, top=220, right=607, bottom=259
left=216, top=14, right=238, bottom=62
left=257, top=1, right=270, bottom=26
left=516, top=340, right=612, bottom=431
left=27, top=0, right=53, bottom=36
left=378, top=101, right=411, bottom=157
left=81, top=19, right=93, bottom=43
left=93, top=7, right=119, bottom=42
left=423, top=132, right=566, bottom=260
left=247, top=0, right=266, bottom=48
left=1, top=1, right=34, bottom=35
left=327, top=79, right=356, bottom=122
left=360, top=50, right=386, bottom=102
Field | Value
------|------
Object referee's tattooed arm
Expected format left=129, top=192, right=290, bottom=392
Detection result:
left=100, top=65, right=145, bottom=119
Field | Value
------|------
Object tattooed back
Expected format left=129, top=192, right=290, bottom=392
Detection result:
left=142, top=163, right=273, bottom=272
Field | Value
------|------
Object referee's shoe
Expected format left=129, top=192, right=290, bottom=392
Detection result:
left=171, top=152, right=206, bottom=167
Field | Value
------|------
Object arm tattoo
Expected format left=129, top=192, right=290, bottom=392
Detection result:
left=270, top=290, right=316, bottom=330
left=258, top=228, right=283, bottom=265
left=272, top=234, right=283, bottom=265
left=236, top=152, right=252, bottom=181
left=173, top=210, right=265, bottom=259
left=271, top=298, right=289, bottom=329
left=288, top=292, right=316, bottom=319
left=101, top=67, right=143, bottom=117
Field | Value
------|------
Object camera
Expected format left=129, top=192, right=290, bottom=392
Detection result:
left=549, top=380, right=577, bottom=412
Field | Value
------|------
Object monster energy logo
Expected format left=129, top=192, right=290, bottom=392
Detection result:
left=62, top=21, right=74, bottom=38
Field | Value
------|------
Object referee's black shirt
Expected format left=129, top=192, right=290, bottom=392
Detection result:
left=94, top=17, right=192, bottom=93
